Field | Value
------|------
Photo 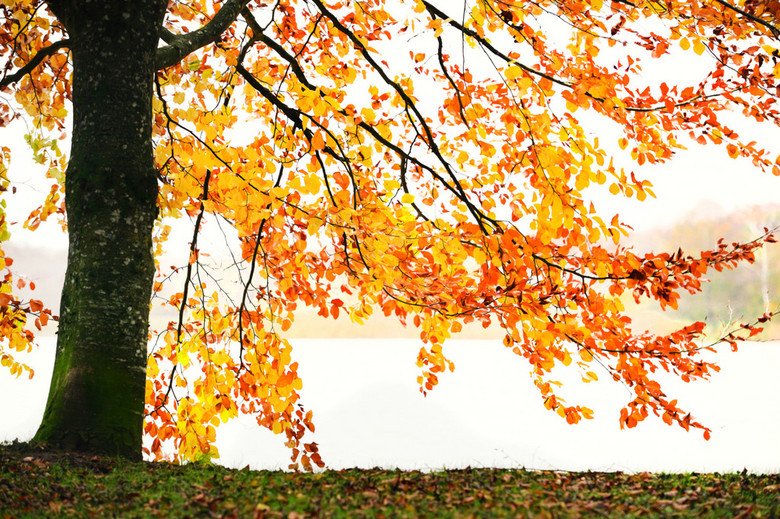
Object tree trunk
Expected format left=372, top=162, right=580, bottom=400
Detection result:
left=34, top=2, right=167, bottom=459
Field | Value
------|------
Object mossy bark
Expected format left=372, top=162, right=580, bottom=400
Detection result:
left=34, top=2, right=167, bottom=459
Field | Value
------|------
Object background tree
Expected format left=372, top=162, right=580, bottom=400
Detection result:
left=628, top=205, right=779, bottom=334
left=1, top=0, right=778, bottom=467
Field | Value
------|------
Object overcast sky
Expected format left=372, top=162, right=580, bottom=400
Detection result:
left=3, top=336, right=779, bottom=472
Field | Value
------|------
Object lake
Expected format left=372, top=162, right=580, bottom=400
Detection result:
left=2, top=336, right=779, bottom=473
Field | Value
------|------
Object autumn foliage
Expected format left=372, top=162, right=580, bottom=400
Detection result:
left=2, top=0, right=779, bottom=467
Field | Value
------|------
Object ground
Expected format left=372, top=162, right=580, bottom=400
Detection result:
left=0, top=442, right=777, bottom=517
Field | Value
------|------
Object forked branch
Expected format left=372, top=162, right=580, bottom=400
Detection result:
left=156, top=0, right=250, bottom=70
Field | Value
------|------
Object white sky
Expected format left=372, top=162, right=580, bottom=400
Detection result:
left=3, top=336, right=779, bottom=472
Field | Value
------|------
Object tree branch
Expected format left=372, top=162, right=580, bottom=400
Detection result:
left=159, top=26, right=177, bottom=44
left=240, top=6, right=317, bottom=91
left=311, top=0, right=495, bottom=234
left=712, top=0, right=780, bottom=38
left=0, top=39, right=70, bottom=90
left=155, top=0, right=249, bottom=70
left=421, top=1, right=571, bottom=91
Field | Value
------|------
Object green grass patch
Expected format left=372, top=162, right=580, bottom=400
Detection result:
left=1, top=443, right=777, bottom=517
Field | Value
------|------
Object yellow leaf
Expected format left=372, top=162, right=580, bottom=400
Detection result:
left=307, top=216, right=323, bottom=235
left=505, top=65, right=523, bottom=80
left=360, top=107, right=376, bottom=123
left=176, top=350, right=189, bottom=365
left=429, top=19, right=445, bottom=38
left=304, top=173, right=321, bottom=194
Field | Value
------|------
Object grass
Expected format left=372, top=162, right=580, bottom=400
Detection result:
left=0, top=443, right=777, bottom=518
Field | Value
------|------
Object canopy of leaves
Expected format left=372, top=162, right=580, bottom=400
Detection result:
left=1, top=0, right=779, bottom=467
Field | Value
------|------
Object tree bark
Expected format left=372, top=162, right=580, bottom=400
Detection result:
left=34, top=1, right=167, bottom=459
